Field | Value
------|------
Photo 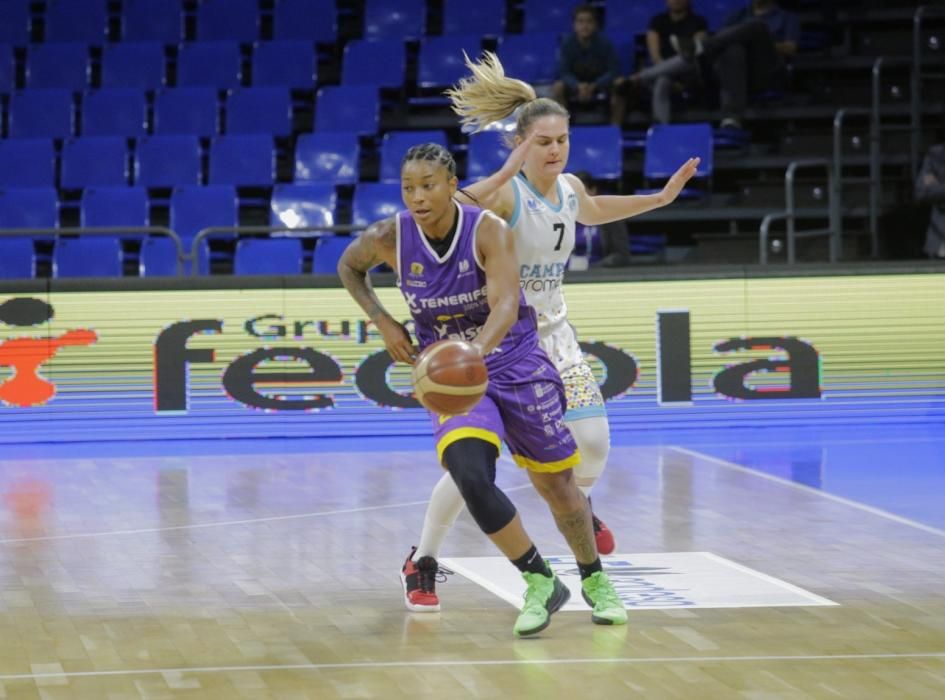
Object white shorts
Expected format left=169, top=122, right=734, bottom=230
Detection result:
left=540, top=321, right=606, bottom=420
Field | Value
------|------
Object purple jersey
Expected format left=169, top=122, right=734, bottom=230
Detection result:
left=396, top=203, right=538, bottom=374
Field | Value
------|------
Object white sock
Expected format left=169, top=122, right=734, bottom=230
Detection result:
left=415, top=470, right=466, bottom=560
left=567, top=415, right=611, bottom=497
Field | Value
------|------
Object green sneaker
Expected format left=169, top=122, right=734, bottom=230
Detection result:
left=581, top=571, right=628, bottom=625
left=513, top=572, right=571, bottom=637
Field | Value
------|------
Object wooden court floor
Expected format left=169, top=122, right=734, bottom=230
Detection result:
left=0, top=442, right=943, bottom=699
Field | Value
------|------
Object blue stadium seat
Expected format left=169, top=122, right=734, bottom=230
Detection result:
left=81, top=186, right=149, bottom=240
left=170, top=185, right=237, bottom=249
left=209, top=134, right=274, bottom=186
left=177, top=41, right=242, bottom=88
left=121, top=0, right=182, bottom=42
left=139, top=235, right=202, bottom=276
left=82, top=89, right=148, bottom=137
left=522, top=0, right=573, bottom=34
left=101, top=42, right=166, bottom=90
left=351, top=182, right=401, bottom=227
left=606, top=30, right=637, bottom=76
left=442, top=0, right=505, bottom=37
left=0, top=139, right=55, bottom=187
left=315, top=86, right=379, bottom=135
left=153, top=88, right=219, bottom=136
left=0, top=237, right=35, bottom=279
left=379, top=130, right=449, bottom=183
left=568, top=126, right=623, bottom=181
left=272, top=0, right=337, bottom=42
left=364, top=0, right=425, bottom=40
left=0, top=188, right=58, bottom=231
left=641, top=123, right=713, bottom=197
left=312, top=235, right=352, bottom=274
left=0, top=43, right=13, bottom=93
left=196, top=0, right=260, bottom=42
left=234, top=237, right=303, bottom=275
left=605, top=0, right=661, bottom=35
left=342, top=38, right=406, bottom=89
left=496, top=33, right=560, bottom=85
left=294, top=132, right=360, bottom=184
left=225, top=87, right=292, bottom=136
left=0, top=0, right=31, bottom=44
left=270, top=183, right=337, bottom=231
left=644, top=123, right=713, bottom=178
left=252, top=41, right=316, bottom=88
left=135, top=135, right=202, bottom=187
left=417, top=35, right=481, bottom=91
left=45, top=0, right=108, bottom=42
left=53, top=236, right=123, bottom=277
left=696, top=0, right=743, bottom=31
left=25, top=42, right=89, bottom=89
left=61, top=136, right=129, bottom=188
left=466, top=129, right=509, bottom=181
left=8, top=90, right=74, bottom=138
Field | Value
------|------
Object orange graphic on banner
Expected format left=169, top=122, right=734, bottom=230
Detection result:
left=0, top=330, right=98, bottom=407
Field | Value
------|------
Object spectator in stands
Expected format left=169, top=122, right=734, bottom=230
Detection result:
left=612, top=0, right=708, bottom=126
left=616, top=0, right=799, bottom=130
left=915, top=143, right=945, bottom=259
left=709, top=0, right=800, bottom=129
left=573, top=171, right=632, bottom=267
left=551, top=5, right=622, bottom=124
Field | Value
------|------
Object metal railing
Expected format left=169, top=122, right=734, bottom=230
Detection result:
left=758, top=159, right=838, bottom=264
left=0, top=226, right=185, bottom=275
left=188, top=224, right=362, bottom=276
left=912, top=4, right=945, bottom=179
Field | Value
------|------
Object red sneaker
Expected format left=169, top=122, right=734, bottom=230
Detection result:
left=592, top=514, right=616, bottom=555
left=400, top=546, right=441, bottom=612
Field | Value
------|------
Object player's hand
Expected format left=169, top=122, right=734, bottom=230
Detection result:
left=497, top=131, right=535, bottom=179
left=661, top=157, right=701, bottom=203
left=376, top=315, right=417, bottom=364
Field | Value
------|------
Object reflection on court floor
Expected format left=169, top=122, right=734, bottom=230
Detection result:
left=0, top=424, right=942, bottom=698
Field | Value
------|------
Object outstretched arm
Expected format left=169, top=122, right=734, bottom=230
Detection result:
left=472, top=213, right=522, bottom=357
left=454, top=133, right=534, bottom=221
left=567, top=157, right=701, bottom=225
left=337, top=218, right=416, bottom=364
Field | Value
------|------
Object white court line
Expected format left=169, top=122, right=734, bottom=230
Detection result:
left=0, top=457, right=529, bottom=545
left=1, top=652, right=944, bottom=682
left=669, top=446, right=945, bottom=541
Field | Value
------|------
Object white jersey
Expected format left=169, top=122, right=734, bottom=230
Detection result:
left=509, top=172, right=584, bottom=372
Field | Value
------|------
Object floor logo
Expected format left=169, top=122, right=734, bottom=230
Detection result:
left=0, top=298, right=98, bottom=407
left=440, top=552, right=837, bottom=611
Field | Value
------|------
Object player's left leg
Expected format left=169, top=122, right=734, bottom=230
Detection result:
left=560, top=361, right=617, bottom=554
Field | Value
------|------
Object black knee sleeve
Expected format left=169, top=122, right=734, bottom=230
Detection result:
left=443, top=438, right=516, bottom=535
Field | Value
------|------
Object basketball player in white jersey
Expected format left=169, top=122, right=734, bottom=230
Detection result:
left=400, top=51, right=699, bottom=612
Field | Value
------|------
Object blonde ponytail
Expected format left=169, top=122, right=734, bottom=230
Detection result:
left=445, top=51, right=536, bottom=133
left=446, top=51, right=571, bottom=140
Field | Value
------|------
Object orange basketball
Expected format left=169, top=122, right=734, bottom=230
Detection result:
left=411, top=339, right=488, bottom=416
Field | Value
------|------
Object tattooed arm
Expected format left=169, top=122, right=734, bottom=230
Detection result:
left=337, top=218, right=416, bottom=364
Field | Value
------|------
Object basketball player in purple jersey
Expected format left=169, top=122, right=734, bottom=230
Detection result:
left=399, top=51, right=700, bottom=612
left=338, top=144, right=627, bottom=636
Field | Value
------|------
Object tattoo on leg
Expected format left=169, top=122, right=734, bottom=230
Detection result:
left=553, top=498, right=597, bottom=564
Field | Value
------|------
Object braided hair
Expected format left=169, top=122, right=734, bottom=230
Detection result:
left=401, top=142, right=481, bottom=205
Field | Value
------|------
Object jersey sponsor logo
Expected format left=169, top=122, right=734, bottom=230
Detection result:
left=521, top=262, right=567, bottom=279
left=416, top=286, right=488, bottom=310
left=410, top=262, right=424, bottom=276
left=567, top=193, right=577, bottom=211
left=525, top=197, right=542, bottom=213
left=458, top=259, right=470, bottom=273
